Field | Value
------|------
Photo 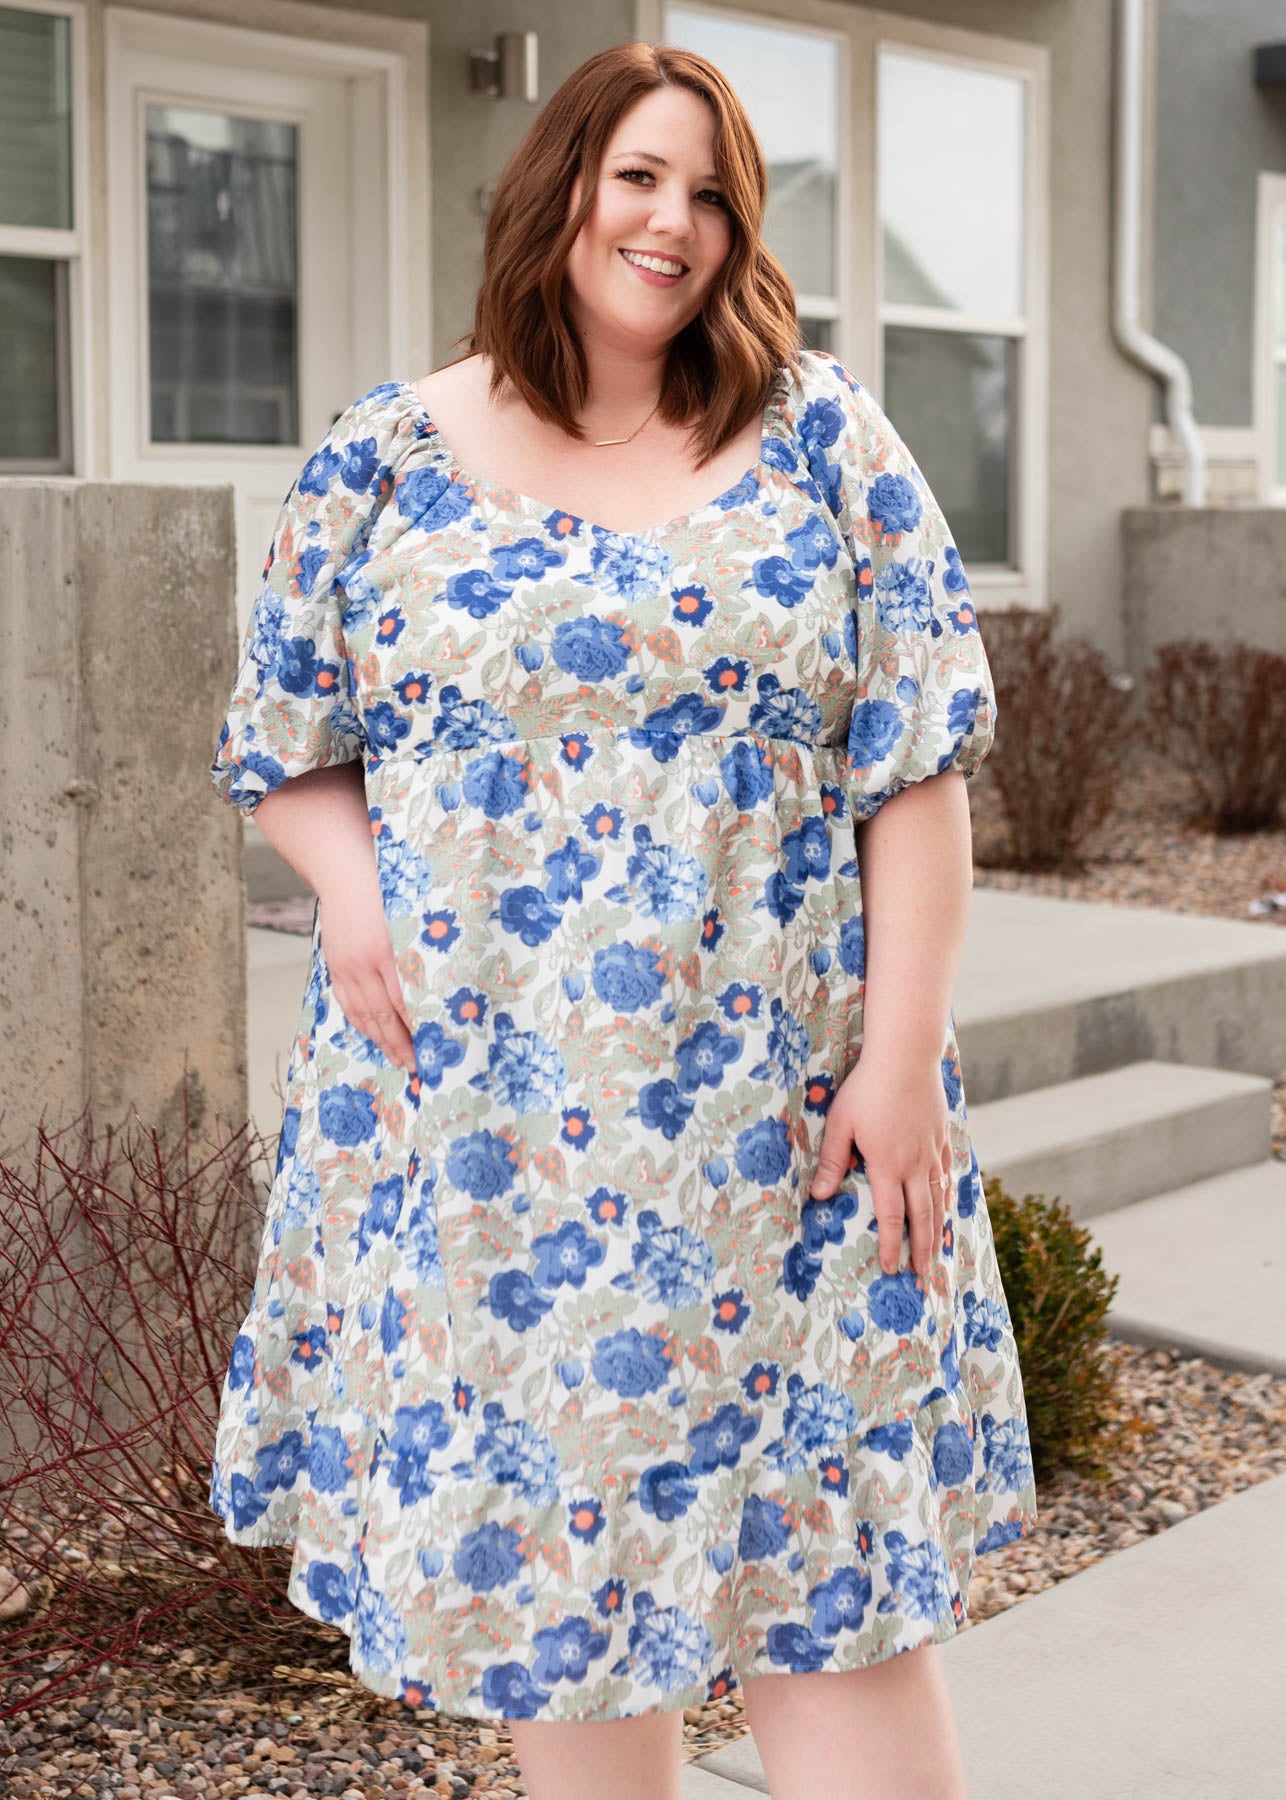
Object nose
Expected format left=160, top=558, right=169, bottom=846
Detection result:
left=645, top=179, right=697, bottom=243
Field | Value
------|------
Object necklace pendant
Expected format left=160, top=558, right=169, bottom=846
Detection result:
left=592, top=435, right=629, bottom=446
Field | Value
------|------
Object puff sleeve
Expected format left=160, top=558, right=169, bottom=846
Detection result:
left=815, top=357, right=999, bottom=823
left=209, top=391, right=401, bottom=816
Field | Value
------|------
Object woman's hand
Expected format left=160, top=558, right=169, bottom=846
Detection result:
left=317, top=871, right=418, bottom=1074
left=808, top=1053, right=953, bottom=1280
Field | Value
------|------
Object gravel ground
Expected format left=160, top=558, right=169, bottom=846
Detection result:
left=4, top=748, right=1283, bottom=1794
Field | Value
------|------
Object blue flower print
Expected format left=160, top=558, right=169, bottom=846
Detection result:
left=867, top=470, right=923, bottom=539
left=551, top=615, right=632, bottom=681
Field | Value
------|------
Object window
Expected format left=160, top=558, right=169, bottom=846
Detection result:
left=642, top=0, right=1049, bottom=602
left=145, top=105, right=300, bottom=445
left=877, top=46, right=1028, bottom=569
left=662, top=4, right=843, bottom=354
left=0, top=2, right=76, bottom=471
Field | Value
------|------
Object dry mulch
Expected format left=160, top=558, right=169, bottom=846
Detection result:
left=4, top=749, right=1285, bottom=1794
left=968, top=745, right=1286, bottom=927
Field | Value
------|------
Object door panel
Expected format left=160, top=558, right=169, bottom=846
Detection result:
left=108, top=30, right=358, bottom=632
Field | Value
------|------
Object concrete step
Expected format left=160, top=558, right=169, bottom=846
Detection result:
left=956, top=889, right=1286, bottom=1101
left=1087, top=1156, right=1286, bottom=1375
left=685, top=1473, right=1286, bottom=1799
left=968, top=1058, right=1272, bottom=1220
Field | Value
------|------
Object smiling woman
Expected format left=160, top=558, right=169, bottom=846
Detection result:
left=204, top=38, right=1036, bottom=1800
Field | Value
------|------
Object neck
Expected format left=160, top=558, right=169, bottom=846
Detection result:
left=576, top=328, right=668, bottom=432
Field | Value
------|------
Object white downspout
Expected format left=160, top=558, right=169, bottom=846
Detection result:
left=1113, top=0, right=1207, bottom=505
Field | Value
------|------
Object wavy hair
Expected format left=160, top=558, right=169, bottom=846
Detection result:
left=452, top=40, right=802, bottom=468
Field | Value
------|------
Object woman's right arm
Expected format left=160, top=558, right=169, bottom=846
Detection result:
left=253, top=761, right=417, bottom=1073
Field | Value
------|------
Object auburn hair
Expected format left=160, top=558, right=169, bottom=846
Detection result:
left=451, top=40, right=803, bottom=469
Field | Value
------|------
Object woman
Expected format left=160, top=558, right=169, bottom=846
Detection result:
left=207, top=39, right=1038, bottom=1800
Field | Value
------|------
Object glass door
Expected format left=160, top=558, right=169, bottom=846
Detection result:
left=107, top=19, right=360, bottom=630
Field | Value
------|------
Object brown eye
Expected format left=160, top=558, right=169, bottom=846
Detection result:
left=616, top=168, right=726, bottom=208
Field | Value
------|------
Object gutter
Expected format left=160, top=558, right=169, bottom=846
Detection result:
left=1112, top=0, right=1207, bottom=505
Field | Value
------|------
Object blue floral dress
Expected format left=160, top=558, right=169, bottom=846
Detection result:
left=207, top=347, right=1038, bottom=1723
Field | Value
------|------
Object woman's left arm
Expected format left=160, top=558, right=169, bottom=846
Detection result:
left=853, top=767, right=974, bottom=1075
left=808, top=771, right=974, bottom=1283
left=804, top=353, right=998, bottom=1277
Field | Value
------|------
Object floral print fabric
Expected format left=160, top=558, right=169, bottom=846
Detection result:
left=207, top=348, right=1038, bottom=1722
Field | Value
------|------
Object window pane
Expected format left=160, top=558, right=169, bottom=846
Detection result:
left=666, top=6, right=838, bottom=299
left=1275, top=362, right=1286, bottom=488
left=799, top=316, right=835, bottom=355
left=0, top=255, right=63, bottom=461
left=883, top=324, right=1015, bottom=567
left=879, top=49, right=1024, bottom=318
left=1276, top=210, right=1286, bottom=348
left=0, top=6, right=72, bottom=229
left=146, top=105, right=299, bottom=446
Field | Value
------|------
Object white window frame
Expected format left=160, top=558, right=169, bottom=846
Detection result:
left=0, top=0, right=92, bottom=476
left=648, top=0, right=851, bottom=366
left=636, top=0, right=1050, bottom=609
left=1253, top=170, right=1286, bottom=504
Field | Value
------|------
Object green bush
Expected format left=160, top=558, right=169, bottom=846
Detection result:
left=983, top=1174, right=1128, bottom=1485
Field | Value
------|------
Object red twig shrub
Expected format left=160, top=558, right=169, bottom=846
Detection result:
left=0, top=1087, right=317, bottom=1720
left=977, top=604, right=1137, bottom=871
left=1139, top=639, right=1286, bottom=832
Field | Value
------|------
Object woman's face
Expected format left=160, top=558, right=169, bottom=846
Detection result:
left=564, top=84, right=735, bottom=356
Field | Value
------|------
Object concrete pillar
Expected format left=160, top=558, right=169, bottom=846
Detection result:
left=0, top=479, right=248, bottom=1160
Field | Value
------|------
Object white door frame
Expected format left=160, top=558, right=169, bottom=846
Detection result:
left=102, top=5, right=428, bottom=439
left=102, top=3, right=429, bottom=628
left=103, top=3, right=430, bottom=460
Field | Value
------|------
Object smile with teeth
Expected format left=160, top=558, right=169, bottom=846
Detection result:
left=620, top=248, right=688, bottom=277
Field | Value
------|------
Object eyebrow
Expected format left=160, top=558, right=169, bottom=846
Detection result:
left=611, top=148, right=721, bottom=183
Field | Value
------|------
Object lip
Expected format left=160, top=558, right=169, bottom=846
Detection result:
left=618, top=246, right=690, bottom=276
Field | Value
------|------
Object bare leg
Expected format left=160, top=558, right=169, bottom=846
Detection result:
left=507, top=1703, right=684, bottom=1800
left=741, top=1641, right=968, bottom=1800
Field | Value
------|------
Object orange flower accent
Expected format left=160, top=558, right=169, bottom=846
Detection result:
left=802, top=1499, right=834, bottom=1533
left=540, top=1539, right=573, bottom=1578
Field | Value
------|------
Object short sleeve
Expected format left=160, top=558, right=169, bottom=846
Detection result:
left=209, top=389, right=404, bottom=816
left=807, top=355, right=999, bottom=824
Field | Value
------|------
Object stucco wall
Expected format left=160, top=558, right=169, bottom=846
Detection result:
left=1154, top=0, right=1286, bottom=428
left=0, top=481, right=247, bottom=1160
left=1122, top=504, right=1286, bottom=682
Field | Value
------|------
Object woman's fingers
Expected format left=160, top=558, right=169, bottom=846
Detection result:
left=378, top=952, right=417, bottom=1065
left=905, top=1171, right=935, bottom=1278
left=933, top=1143, right=953, bottom=1251
left=331, top=958, right=416, bottom=1071
left=868, top=1170, right=906, bottom=1275
left=321, top=906, right=418, bottom=1072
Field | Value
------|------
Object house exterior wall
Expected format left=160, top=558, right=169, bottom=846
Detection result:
left=1153, top=0, right=1286, bottom=430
